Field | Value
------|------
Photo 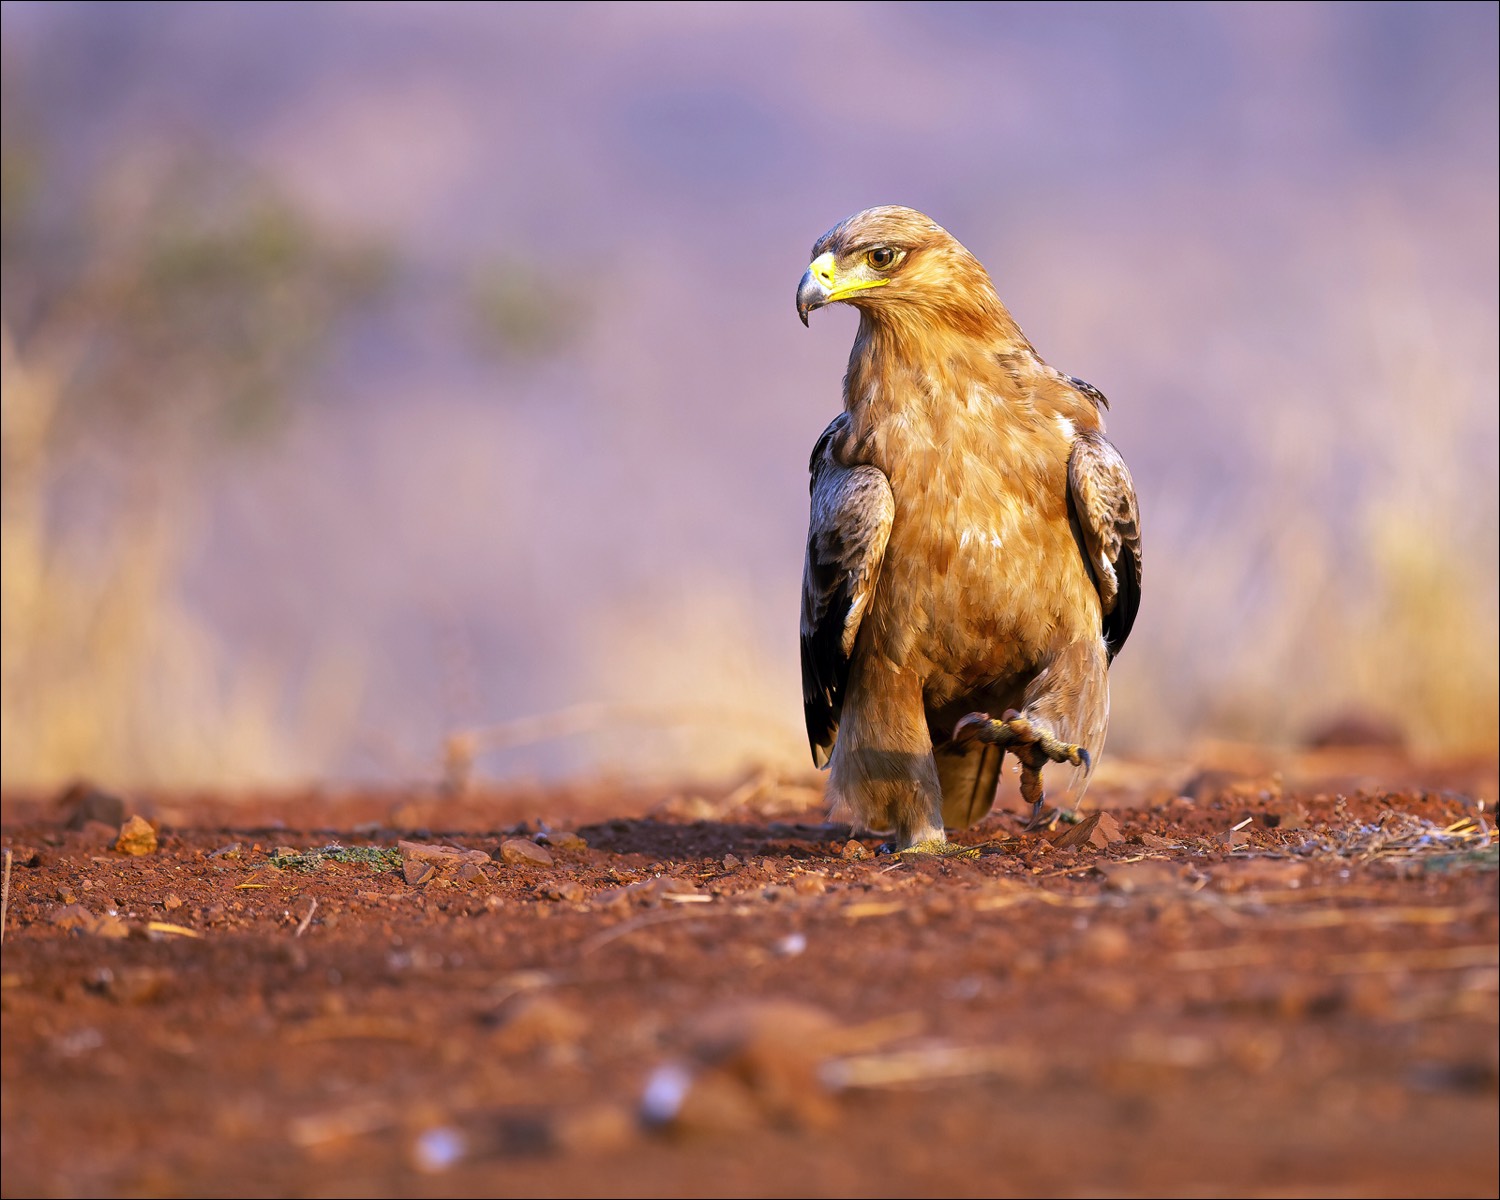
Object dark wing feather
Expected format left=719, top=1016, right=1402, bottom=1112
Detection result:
left=801, top=416, right=894, bottom=766
left=1063, top=374, right=1109, bottom=411
left=1067, top=430, right=1142, bottom=661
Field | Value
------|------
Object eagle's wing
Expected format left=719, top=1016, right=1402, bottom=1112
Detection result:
left=801, top=415, right=894, bottom=767
left=1067, top=429, right=1142, bottom=661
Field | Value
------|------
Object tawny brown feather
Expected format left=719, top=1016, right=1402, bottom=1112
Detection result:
left=797, top=206, right=1142, bottom=848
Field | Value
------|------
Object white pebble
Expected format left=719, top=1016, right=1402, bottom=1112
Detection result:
left=640, top=1062, right=693, bottom=1125
left=413, top=1126, right=466, bottom=1173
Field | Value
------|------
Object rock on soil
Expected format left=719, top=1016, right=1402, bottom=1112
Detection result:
left=114, top=815, right=158, bottom=856
left=1049, top=810, right=1123, bottom=849
left=399, top=840, right=492, bottom=886
left=500, top=839, right=554, bottom=867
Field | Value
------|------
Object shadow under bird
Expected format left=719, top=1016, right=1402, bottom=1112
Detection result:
left=796, top=206, right=1142, bottom=853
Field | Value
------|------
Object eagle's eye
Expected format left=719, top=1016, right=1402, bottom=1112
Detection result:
left=865, top=247, right=899, bottom=271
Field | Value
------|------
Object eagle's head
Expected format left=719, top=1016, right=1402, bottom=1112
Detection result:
left=796, top=205, right=1004, bottom=337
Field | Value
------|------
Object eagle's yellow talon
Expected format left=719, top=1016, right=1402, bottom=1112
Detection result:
left=900, top=839, right=980, bottom=859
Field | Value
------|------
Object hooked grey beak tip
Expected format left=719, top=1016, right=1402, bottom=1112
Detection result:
left=796, top=267, right=825, bottom=327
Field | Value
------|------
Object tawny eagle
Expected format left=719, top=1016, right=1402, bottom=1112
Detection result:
left=797, top=206, right=1141, bottom=853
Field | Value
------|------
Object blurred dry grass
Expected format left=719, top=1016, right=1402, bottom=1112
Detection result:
left=1118, top=494, right=1500, bottom=759
left=1110, top=252, right=1499, bottom=759
left=0, top=330, right=295, bottom=785
left=0, top=140, right=381, bottom=789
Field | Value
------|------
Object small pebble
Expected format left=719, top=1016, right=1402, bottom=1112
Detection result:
left=91, top=914, right=131, bottom=939
left=1048, top=811, right=1122, bottom=850
left=500, top=839, right=554, bottom=867
left=115, top=815, right=158, bottom=857
left=773, top=933, right=807, bottom=957
left=412, top=1126, right=466, bottom=1173
left=640, top=1062, right=694, bottom=1126
left=51, top=904, right=94, bottom=930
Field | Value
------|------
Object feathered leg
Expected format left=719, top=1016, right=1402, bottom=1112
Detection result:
left=827, top=660, right=977, bottom=855
left=827, top=661, right=944, bottom=849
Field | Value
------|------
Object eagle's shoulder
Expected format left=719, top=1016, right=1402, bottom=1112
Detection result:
left=809, top=412, right=852, bottom=482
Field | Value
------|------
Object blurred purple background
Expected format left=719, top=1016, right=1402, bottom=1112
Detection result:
left=2, top=2, right=1496, bottom=789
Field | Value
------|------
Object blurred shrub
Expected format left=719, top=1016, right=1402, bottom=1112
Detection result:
left=3, top=142, right=388, bottom=442
left=1107, top=238, right=1498, bottom=759
left=0, top=121, right=385, bottom=788
left=468, top=258, right=582, bottom=360
left=1, top=332, right=289, bottom=785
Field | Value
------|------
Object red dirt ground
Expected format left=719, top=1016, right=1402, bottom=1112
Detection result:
left=2, top=748, right=1496, bottom=1198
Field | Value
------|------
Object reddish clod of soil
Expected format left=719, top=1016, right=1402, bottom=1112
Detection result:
left=2, top=751, right=1497, bottom=1198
